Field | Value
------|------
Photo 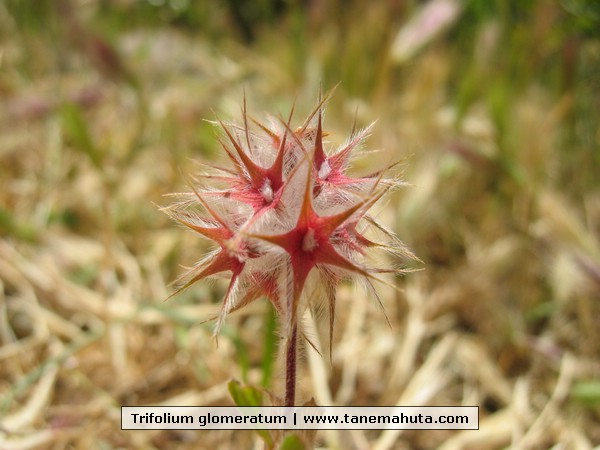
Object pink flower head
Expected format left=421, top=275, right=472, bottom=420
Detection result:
left=163, top=89, right=418, bottom=349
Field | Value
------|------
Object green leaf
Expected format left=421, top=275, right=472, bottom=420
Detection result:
left=278, top=434, right=306, bottom=450
left=227, top=380, right=273, bottom=448
left=227, top=379, right=263, bottom=408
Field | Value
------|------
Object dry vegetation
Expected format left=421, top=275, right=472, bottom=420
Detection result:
left=1, top=1, right=600, bottom=449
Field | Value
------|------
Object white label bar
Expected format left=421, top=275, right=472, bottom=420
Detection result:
left=121, top=406, right=478, bottom=430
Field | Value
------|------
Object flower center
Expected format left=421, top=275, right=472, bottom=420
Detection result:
left=224, top=237, right=247, bottom=263
left=301, top=228, right=318, bottom=253
left=318, top=160, right=332, bottom=180
left=260, top=178, right=274, bottom=203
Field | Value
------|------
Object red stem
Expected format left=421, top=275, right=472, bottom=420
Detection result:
left=285, top=323, right=298, bottom=407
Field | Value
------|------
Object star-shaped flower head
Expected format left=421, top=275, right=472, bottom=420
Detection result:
left=163, top=89, right=419, bottom=352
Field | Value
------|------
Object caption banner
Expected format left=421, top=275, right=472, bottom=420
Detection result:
left=122, top=406, right=479, bottom=430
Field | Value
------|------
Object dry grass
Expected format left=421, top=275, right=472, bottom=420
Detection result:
left=1, top=1, right=600, bottom=449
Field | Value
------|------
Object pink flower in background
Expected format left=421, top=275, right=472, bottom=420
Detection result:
left=392, top=0, right=463, bottom=62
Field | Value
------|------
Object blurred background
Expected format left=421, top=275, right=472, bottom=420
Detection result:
left=1, top=0, right=599, bottom=448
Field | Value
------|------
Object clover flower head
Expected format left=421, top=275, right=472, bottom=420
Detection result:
left=162, top=89, right=417, bottom=351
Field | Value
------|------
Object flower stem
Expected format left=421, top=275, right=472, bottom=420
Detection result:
left=285, top=323, right=298, bottom=407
